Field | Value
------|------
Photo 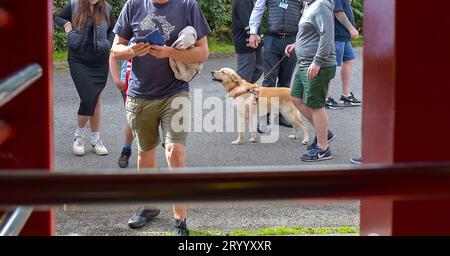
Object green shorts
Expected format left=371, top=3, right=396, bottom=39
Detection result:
left=125, top=91, right=189, bottom=152
left=291, top=66, right=336, bottom=109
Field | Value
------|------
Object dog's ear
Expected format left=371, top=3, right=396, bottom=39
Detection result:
left=231, top=73, right=241, bottom=83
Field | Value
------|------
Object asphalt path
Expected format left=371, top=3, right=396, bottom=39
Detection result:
left=53, top=48, right=363, bottom=235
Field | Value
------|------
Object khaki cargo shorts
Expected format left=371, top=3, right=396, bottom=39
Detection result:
left=125, top=91, right=189, bottom=152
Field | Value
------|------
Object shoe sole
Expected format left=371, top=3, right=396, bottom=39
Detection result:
left=350, top=159, right=362, bottom=164
left=118, top=162, right=129, bottom=168
left=73, top=151, right=85, bottom=156
left=326, top=105, right=344, bottom=110
left=340, top=101, right=362, bottom=107
left=128, top=222, right=146, bottom=229
left=73, top=148, right=85, bottom=156
left=302, top=155, right=333, bottom=162
left=91, top=148, right=109, bottom=156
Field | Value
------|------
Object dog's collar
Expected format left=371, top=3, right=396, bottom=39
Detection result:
left=226, top=82, right=240, bottom=93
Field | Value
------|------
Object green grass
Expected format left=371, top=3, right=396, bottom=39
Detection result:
left=166, top=226, right=359, bottom=236
left=54, top=50, right=68, bottom=62
left=227, top=226, right=359, bottom=236
left=208, top=39, right=235, bottom=53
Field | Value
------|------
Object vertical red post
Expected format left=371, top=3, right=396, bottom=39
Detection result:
left=361, top=0, right=450, bottom=235
left=0, top=0, right=54, bottom=235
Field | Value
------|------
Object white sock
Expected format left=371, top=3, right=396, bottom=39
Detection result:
left=90, top=132, right=100, bottom=144
left=75, top=127, right=85, bottom=137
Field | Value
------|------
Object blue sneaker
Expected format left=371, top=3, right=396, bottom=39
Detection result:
left=301, top=146, right=332, bottom=162
left=307, top=130, right=336, bottom=150
left=350, top=156, right=362, bottom=164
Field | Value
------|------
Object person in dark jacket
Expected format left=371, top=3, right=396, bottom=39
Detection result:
left=232, top=0, right=263, bottom=85
left=55, top=0, right=115, bottom=157
left=249, top=0, right=304, bottom=128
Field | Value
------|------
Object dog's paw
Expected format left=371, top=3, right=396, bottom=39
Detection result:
left=301, top=139, right=309, bottom=145
left=288, top=135, right=297, bottom=140
left=249, top=137, right=258, bottom=143
left=232, top=140, right=242, bottom=145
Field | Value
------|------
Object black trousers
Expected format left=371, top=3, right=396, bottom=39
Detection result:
left=262, top=35, right=298, bottom=88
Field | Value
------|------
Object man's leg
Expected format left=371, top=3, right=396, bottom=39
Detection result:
left=341, top=59, right=354, bottom=97
left=251, top=47, right=264, bottom=83
left=325, top=41, right=345, bottom=109
left=262, top=36, right=281, bottom=87
left=291, top=96, right=313, bottom=126
left=138, top=147, right=157, bottom=169
left=339, top=42, right=361, bottom=105
left=311, top=107, right=329, bottom=150
left=165, top=143, right=187, bottom=219
left=126, top=97, right=161, bottom=229
left=236, top=52, right=257, bottom=83
left=161, top=91, right=190, bottom=236
left=277, top=38, right=297, bottom=88
left=300, top=66, right=336, bottom=161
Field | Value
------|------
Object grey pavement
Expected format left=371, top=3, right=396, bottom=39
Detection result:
left=53, top=48, right=363, bottom=235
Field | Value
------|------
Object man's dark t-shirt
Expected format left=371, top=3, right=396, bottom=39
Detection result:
left=334, top=0, right=355, bottom=42
left=113, top=0, right=211, bottom=100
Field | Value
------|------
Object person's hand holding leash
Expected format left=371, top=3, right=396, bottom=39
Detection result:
left=285, top=44, right=295, bottom=57
left=307, top=63, right=321, bottom=79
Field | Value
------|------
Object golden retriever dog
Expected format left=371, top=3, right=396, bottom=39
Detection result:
left=211, top=68, right=309, bottom=145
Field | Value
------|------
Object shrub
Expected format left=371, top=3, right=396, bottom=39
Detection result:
left=52, top=0, right=364, bottom=53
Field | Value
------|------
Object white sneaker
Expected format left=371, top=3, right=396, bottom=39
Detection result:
left=73, top=135, right=85, bottom=156
left=91, top=140, right=109, bottom=155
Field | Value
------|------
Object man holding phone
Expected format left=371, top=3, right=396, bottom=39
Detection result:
left=110, top=0, right=211, bottom=236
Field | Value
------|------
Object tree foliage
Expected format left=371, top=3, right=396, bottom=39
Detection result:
left=53, top=0, right=364, bottom=52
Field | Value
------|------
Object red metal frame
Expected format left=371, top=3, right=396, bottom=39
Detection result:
left=1, top=0, right=450, bottom=235
left=361, top=0, right=450, bottom=235
left=0, top=0, right=54, bottom=235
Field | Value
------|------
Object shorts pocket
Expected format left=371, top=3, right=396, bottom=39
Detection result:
left=125, top=98, right=142, bottom=114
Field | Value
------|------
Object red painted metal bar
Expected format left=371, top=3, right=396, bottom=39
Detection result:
left=0, top=163, right=449, bottom=207
left=361, top=0, right=450, bottom=235
left=0, top=0, right=53, bottom=235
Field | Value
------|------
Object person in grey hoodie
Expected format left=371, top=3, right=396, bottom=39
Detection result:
left=285, top=0, right=337, bottom=162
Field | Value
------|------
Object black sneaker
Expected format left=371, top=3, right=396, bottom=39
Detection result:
left=257, top=123, right=265, bottom=133
left=128, top=207, right=161, bottom=229
left=301, top=146, right=332, bottom=162
left=340, top=92, right=361, bottom=106
left=118, top=148, right=131, bottom=168
left=278, top=113, right=293, bottom=128
left=307, top=130, right=336, bottom=150
left=350, top=156, right=363, bottom=164
left=325, top=97, right=344, bottom=109
left=174, top=218, right=189, bottom=236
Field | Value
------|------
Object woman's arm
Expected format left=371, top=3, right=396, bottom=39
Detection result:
left=108, top=8, right=116, bottom=45
left=54, top=4, right=73, bottom=33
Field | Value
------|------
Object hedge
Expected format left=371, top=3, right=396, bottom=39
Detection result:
left=53, top=0, right=364, bottom=52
